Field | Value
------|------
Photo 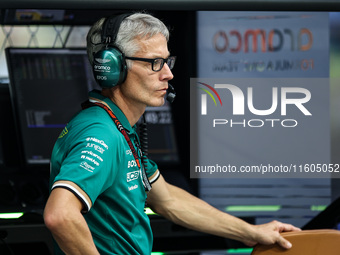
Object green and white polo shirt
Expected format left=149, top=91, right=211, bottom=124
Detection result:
left=50, top=90, right=160, bottom=255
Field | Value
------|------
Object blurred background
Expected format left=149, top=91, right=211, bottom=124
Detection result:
left=0, top=1, right=339, bottom=254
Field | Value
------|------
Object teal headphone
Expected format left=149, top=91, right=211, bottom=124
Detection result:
left=92, top=13, right=131, bottom=88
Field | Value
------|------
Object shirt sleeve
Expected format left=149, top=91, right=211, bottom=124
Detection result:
left=145, top=158, right=160, bottom=184
left=51, top=118, right=120, bottom=213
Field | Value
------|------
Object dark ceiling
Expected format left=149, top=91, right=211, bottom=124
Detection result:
left=1, top=0, right=339, bottom=25
left=0, top=0, right=340, bottom=11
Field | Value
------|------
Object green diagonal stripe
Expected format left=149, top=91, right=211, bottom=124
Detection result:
left=199, top=87, right=217, bottom=106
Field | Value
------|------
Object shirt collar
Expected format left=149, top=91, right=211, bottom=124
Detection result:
left=88, top=89, right=135, bottom=134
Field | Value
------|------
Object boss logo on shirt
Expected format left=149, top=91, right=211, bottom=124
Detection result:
left=127, top=171, right=139, bottom=182
left=128, top=160, right=137, bottom=168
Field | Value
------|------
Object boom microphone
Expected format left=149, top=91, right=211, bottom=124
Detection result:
left=166, top=83, right=176, bottom=103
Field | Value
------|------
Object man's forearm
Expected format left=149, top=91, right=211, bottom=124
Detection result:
left=148, top=177, right=299, bottom=249
left=150, top=181, right=255, bottom=243
left=44, top=188, right=100, bottom=255
left=49, top=213, right=100, bottom=255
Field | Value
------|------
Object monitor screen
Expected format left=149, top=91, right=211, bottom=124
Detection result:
left=0, top=136, right=3, bottom=166
left=0, top=83, right=8, bottom=167
left=6, top=48, right=99, bottom=165
left=6, top=47, right=180, bottom=168
left=142, top=102, right=180, bottom=166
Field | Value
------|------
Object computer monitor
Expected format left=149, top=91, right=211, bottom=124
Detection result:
left=142, top=102, right=180, bottom=167
left=6, top=47, right=181, bottom=168
left=0, top=81, right=21, bottom=168
left=0, top=135, right=3, bottom=166
left=6, top=48, right=99, bottom=166
left=0, top=83, right=8, bottom=167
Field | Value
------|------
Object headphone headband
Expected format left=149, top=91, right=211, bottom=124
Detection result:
left=102, top=13, right=132, bottom=45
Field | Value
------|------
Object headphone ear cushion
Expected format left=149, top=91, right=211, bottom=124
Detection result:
left=92, top=47, right=127, bottom=88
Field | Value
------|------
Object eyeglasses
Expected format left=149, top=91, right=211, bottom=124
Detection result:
left=125, top=56, right=176, bottom=72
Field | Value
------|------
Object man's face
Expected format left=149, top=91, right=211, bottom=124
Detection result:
left=121, top=33, right=174, bottom=108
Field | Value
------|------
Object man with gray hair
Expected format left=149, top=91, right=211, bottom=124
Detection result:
left=44, top=12, right=300, bottom=255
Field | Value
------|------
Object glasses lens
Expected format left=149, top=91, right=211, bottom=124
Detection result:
left=152, top=57, right=176, bottom=71
left=153, top=58, right=164, bottom=71
left=167, top=57, right=176, bottom=70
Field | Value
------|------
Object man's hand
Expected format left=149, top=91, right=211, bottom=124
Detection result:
left=245, top=220, right=301, bottom=249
